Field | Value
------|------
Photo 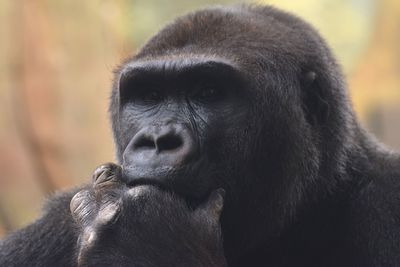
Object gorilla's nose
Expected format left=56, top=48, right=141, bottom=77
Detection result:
left=122, top=124, right=196, bottom=179
left=133, top=127, right=183, bottom=152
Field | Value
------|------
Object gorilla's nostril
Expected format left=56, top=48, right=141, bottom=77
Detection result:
left=132, top=132, right=183, bottom=152
left=134, top=137, right=156, bottom=150
left=156, top=134, right=183, bottom=152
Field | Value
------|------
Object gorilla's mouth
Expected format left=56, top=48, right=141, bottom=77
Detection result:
left=122, top=164, right=215, bottom=206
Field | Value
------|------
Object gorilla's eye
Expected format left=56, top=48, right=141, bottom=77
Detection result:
left=143, top=90, right=163, bottom=102
left=193, top=85, right=225, bottom=103
left=200, top=88, right=217, bottom=98
left=132, top=88, right=164, bottom=105
left=119, top=73, right=164, bottom=106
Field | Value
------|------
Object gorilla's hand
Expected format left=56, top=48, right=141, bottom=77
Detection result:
left=70, top=163, right=227, bottom=267
left=70, top=163, right=124, bottom=265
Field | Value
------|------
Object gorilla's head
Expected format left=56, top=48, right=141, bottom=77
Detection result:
left=109, top=5, right=356, bottom=258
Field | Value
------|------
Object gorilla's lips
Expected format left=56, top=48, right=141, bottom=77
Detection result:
left=121, top=162, right=216, bottom=205
left=124, top=174, right=169, bottom=193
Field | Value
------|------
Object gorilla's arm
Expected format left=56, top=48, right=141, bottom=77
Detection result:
left=0, top=164, right=227, bottom=267
left=0, top=189, right=80, bottom=267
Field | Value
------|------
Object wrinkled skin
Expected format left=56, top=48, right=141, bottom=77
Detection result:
left=1, top=4, right=400, bottom=267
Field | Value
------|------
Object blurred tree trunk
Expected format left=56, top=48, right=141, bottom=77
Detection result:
left=350, top=0, right=400, bottom=149
left=10, top=1, right=68, bottom=194
left=1, top=0, right=130, bottom=234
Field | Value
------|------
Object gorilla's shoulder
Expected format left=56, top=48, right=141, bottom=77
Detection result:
left=351, top=150, right=400, bottom=223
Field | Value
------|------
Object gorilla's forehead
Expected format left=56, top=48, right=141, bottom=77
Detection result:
left=134, top=6, right=324, bottom=74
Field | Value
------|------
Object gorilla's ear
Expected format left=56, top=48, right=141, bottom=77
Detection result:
left=301, top=71, right=330, bottom=126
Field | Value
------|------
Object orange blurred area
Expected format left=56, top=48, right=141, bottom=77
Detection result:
left=0, top=0, right=399, bottom=235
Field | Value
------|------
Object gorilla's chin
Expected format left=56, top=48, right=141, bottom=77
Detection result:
left=126, top=184, right=163, bottom=199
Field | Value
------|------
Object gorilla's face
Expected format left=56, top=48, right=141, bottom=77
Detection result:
left=115, top=58, right=251, bottom=202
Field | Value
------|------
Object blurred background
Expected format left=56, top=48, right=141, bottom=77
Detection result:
left=0, top=0, right=399, bottom=237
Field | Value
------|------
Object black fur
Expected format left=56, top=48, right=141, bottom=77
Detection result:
left=1, top=5, right=400, bottom=267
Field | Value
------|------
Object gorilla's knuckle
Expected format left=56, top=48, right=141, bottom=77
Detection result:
left=92, top=163, right=122, bottom=185
left=70, top=190, right=93, bottom=222
left=96, top=200, right=122, bottom=225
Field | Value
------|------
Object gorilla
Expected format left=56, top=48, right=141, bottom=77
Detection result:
left=1, top=4, right=400, bottom=267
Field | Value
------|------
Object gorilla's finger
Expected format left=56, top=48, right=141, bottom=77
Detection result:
left=92, top=162, right=122, bottom=185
